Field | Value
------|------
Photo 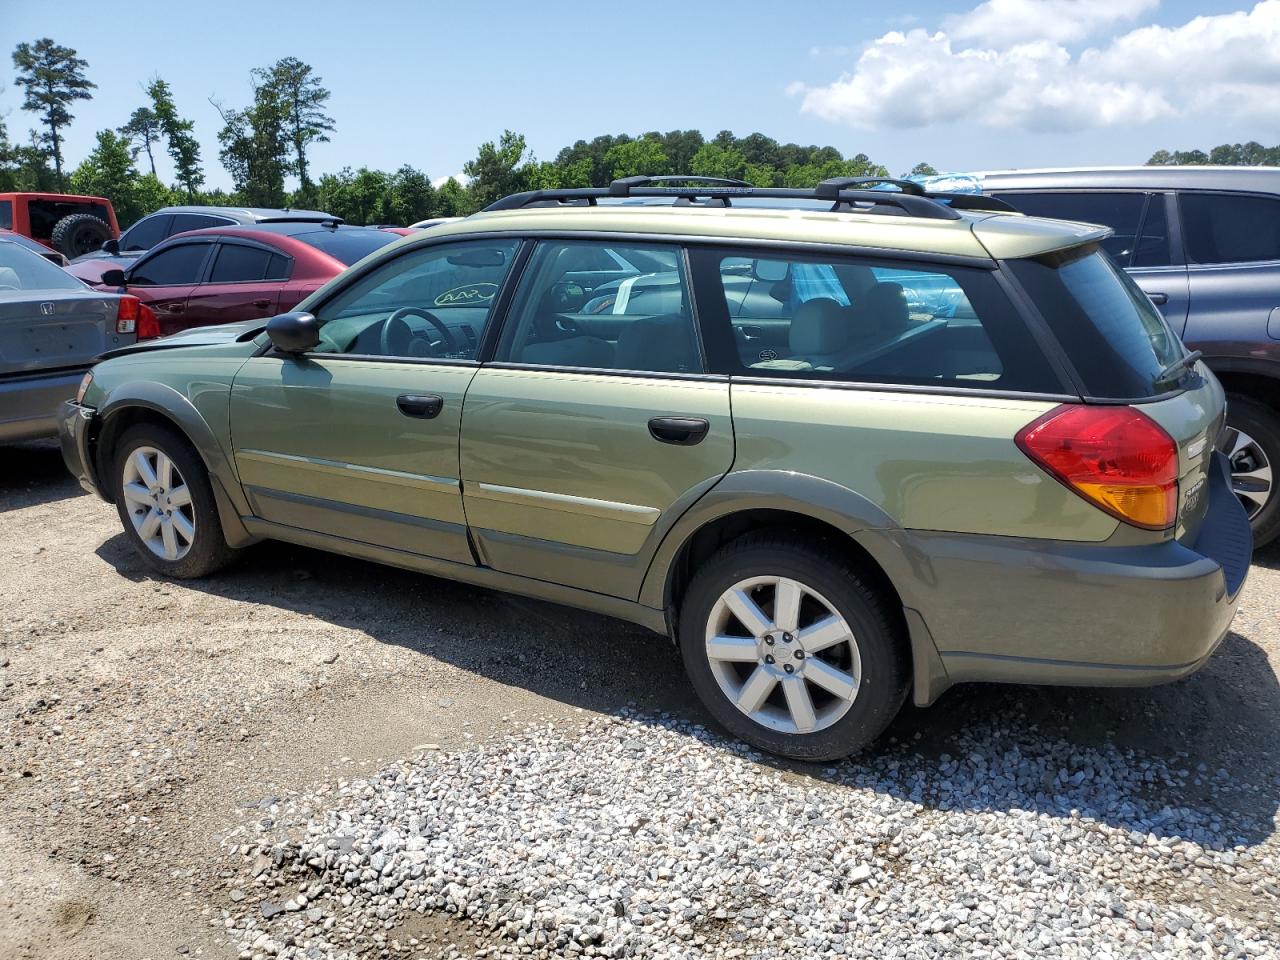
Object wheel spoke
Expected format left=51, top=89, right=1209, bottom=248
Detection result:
left=773, top=578, right=803, bottom=634
left=155, top=451, right=173, bottom=490
left=167, top=485, right=192, bottom=508
left=1225, top=428, right=1250, bottom=458
left=798, top=615, right=850, bottom=654
left=133, top=450, right=158, bottom=488
left=171, top=511, right=195, bottom=544
left=782, top=676, right=817, bottom=732
left=137, top=508, right=161, bottom=540
left=724, top=588, right=773, bottom=638
left=806, top=659, right=859, bottom=701
left=706, top=635, right=759, bottom=662
left=736, top=667, right=777, bottom=713
left=121, top=482, right=153, bottom=506
left=160, top=518, right=179, bottom=559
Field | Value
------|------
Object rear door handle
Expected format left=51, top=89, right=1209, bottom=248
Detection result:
left=1148, top=292, right=1169, bottom=305
left=396, top=394, right=444, bottom=419
left=648, top=417, right=709, bottom=446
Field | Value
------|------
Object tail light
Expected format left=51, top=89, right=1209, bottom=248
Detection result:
left=1015, top=404, right=1178, bottom=530
left=115, top=295, right=139, bottom=333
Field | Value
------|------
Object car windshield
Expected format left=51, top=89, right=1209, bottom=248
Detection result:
left=1008, top=245, right=1188, bottom=397
left=0, top=241, right=84, bottom=291
left=292, top=229, right=399, bottom=265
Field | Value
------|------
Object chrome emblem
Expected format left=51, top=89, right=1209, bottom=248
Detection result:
left=40, top=302, right=55, bottom=316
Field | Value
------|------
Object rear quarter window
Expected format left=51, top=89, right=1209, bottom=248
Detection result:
left=1179, top=192, right=1280, bottom=264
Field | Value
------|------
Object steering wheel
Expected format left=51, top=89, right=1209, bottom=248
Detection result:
left=379, top=306, right=459, bottom=357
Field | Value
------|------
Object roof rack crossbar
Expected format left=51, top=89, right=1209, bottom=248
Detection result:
left=814, top=176, right=927, bottom=199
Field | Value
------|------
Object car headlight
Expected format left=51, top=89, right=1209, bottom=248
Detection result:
left=76, top=372, right=93, bottom=405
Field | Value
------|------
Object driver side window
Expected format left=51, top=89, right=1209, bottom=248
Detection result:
left=311, top=239, right=521, bottom=360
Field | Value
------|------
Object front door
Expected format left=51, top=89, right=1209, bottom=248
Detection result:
left=125, top=239, right=213, bottom=336
left=228, top=237, right=522, bottom=564
left=460, top=239, right=734, bottom=599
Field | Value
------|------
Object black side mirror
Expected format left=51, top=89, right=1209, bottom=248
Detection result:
left=266, top=312, right=320, bottom=354
left=100, top=268, right=127, bottom=287
left=102, top=238, right=120, bottom=255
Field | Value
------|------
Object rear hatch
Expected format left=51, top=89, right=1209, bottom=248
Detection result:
left=1006, top=243, right=1225, bottom=541
left=0, top=290, right=126, bottom=378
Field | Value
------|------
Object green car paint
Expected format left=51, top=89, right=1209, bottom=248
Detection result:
left=60, top=200, right=1249, bottom=715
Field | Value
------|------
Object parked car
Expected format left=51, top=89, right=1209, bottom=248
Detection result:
left=75, top=222, right=401, bottom=338
left=0, top=238, right=138, bottom=443
left=59, top=175, right=1250, bottom=760
left=68, top=205, right=340, bottom=283
left=0, top=192, right=120, bottom=259
left=408, top=216, right=464, bottom=230
left=975, top=166, right=1280, bottom=548
left=0, top=228, right=69, bottom=266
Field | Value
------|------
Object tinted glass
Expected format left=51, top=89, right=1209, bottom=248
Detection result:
left=129, top=244, right=208, bottom=285
left=498, top=241, right=701, bottom=373
left=209, top=244, right=288, bottom=282
left=1133, top=195, right=1172, bottom=267
left=1008, top=245, right=1187, bottom=397
left=169, top=213, right=234, bottom=236
left=313, top=239, right=520, bottom=359
left=0, top=241, right=85, bottom=290
left=294, top=228, right=398, bottom=265
left=995, top=192, right=1146, bottom=265
left=1180, top=192, right=1280, bottom=264
left=121, top=214, right=171, bottom=251
left=0, top=201, right=11, bottom=230
left=690, top=248, right=1060, bottom=392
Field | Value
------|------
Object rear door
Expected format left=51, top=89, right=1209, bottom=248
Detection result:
left=460, top=239, right=733, bottom=600
left=184, top=240, right=290, bottom=328
left=124, top=240, right=214, bottom=336
left=990, top=190, right=1190, bottom=335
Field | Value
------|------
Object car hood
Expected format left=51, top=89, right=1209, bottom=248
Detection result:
left=99, top=319, right=266, bottom=360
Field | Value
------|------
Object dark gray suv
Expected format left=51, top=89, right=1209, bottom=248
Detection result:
left=976, top=166, right=1280, bottom=548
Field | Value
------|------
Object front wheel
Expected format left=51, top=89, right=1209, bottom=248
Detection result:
left=1225, top=395, right=1279, bottom=550
left=678, top=534, right=909, bottom=761
left=111, top=423, right=238, bottom=578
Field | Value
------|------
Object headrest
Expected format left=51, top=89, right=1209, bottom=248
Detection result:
left=859, top=282, right=909, bottom=332
left=789, top=297, right=848, bottom=355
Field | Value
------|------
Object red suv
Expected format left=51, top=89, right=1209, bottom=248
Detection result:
left=72, top=223, right=400, bottom=338
left=0, top=192, right=120, bottom=258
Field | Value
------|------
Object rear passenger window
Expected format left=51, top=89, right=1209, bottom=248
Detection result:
left=689, top=248, right=1064, bottom=393
left=497, top=241, right=702, bottom=374
left=1180, top=193, right=1280, bottom=264
left=209, top=244, right=289, bottom=282
left=994, top=192, right=1152, bottom=265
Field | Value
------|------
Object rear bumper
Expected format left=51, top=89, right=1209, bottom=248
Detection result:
left=57, top=400, right=103, bottom=498
left=0, top=369, right=86, bottom=443
left=904, top=451, right=1251, bottom=704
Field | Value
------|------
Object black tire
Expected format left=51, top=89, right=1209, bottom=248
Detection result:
left=1226, top=394, right=1280, bottom=550
left=110, top=423, right=238, bottom=579
left=678, top=533, right=909, bottom=761
left=51, top=213, right=112, bottom=258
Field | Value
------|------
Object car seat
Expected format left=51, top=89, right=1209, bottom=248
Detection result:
left=518, top=284, right=613, bottom=368
left=613, top=315, right=700, bottom=373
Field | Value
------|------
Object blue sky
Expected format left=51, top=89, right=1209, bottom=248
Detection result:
left=3, top=0, right=1273, bottom=190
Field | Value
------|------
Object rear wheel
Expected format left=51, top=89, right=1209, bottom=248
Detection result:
left=51, top=213, right=112, bottom=258
left=1225, top=395, right=1279, bottom=549
left=111, top=424, right=238, bottom=578
left=678, top=533, right=909, bottom=760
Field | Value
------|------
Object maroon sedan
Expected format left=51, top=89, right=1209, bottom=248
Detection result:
left=67, top=222, right=399, bottom=338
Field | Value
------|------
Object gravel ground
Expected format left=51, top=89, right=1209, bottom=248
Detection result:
left=1, top=439, right=1278, bottom=959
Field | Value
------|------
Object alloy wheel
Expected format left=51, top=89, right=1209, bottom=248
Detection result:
left=704, top=576, right=862, bottom=735
left=1225, top=426, right=1274, bottom=521
left=120, top=445, right=196, bottom=561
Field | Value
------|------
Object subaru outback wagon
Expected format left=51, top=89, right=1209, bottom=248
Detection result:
left=58, top=176, right=1252, bottom=759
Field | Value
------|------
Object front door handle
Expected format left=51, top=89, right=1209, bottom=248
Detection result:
left=252, top=298, right=272, bottom=308
left=1148, top=292, right=1169, bottom=305
left=648, top=416, right=709, bottom=446
left=162, top=303, right=184, bottom=314
left=396, top=394, right=443, bottom=419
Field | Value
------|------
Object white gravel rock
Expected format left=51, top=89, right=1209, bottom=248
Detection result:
left=225, top=713, right=1279, bottom=959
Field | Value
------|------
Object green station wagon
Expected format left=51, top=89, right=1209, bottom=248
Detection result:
left=59, top=177, right=1252, bottom=759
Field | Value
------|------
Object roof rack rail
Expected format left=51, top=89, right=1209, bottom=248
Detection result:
left=607, top=175, right=751, bottom=196
left=814, top=176, right=926, bottom=198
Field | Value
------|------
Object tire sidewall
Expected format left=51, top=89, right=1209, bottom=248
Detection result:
left=52, top=214, right=112, bottom=257
left=679, top=541, right=907, bottom=761
left=111, top=424, right=229, bottom=579
left=1226, top=395, right=1280, bottom=550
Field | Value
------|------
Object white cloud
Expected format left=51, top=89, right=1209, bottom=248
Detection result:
left=432, top=173, right=471, bottom=189
left=947, top=0, right=1156, bottom=46
left=793, top=1, right=1280, bottom=133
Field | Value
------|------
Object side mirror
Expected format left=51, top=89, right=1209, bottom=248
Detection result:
left=266, top=312, right=320, bottom=354
left=752, top=259, right=789, bottom=282
left=100, top=268, right=127, bottom=287
left=102, top=238, right=120, bottom=255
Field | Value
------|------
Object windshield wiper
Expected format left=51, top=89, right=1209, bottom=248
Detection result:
left=1156, top=349, right=1203, bottom=385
